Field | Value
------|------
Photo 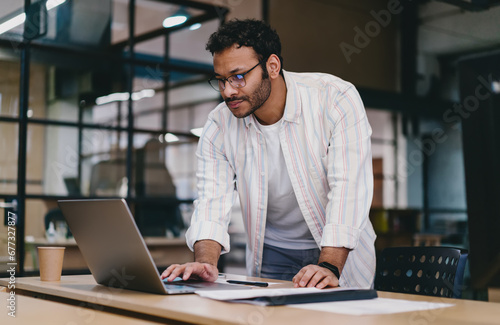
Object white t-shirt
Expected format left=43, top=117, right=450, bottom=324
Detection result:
left=256, top=118, right=317, bottom=250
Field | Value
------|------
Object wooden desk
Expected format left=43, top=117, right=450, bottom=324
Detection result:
left=1, top=275, right=500, bottom=325
left=0, top=291, right=166, bottom=324
left=25, top=237, right=193, bottom=271
left=489, top=287, right=500, bottom=302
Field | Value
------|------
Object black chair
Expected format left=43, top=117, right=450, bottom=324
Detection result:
left=44, top=208, right=72, bottom=238
left=375, top=246, right=468, bottom=298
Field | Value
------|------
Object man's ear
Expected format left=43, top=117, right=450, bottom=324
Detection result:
left=266, top=54, right=281, bottom=79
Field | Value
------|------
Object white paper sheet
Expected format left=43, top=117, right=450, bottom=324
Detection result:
left=196, top=287, right=362, bottom=301
left=290, top=297, right=454, bottom=315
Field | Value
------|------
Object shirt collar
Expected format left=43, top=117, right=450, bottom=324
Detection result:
left=242, top=70, right=302, bottom=129
left=282, top=70, right=302, bottom=124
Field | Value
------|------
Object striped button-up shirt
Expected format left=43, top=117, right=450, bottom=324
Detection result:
left=186, top=70, right=376, bottom=288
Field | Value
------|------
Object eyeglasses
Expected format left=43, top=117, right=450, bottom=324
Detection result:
left=208, top=61, right=263, bottom=92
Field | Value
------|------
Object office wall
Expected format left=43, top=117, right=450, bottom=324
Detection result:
left=269, top=0, right=399, bottom=92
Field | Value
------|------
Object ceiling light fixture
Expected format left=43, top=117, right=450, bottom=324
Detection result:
left=0, top=13, right=26, bottom=35
left=46, top=0, right=67, bottom=10
left=163, top=8, right=189, bottom=28
left=164, top=133, right=179, bottom=143
left=163, top=15, right=187, bottom=28
left=492, top=80, right=500, bottom=94
left=190, top=127, right=203, bottom=137
left=95, top=89, right=155, bottom=106
left=189, top=23, right=202, bottom=31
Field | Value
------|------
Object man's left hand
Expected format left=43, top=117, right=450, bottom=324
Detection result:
left=292, top=264, right=339, bottom=289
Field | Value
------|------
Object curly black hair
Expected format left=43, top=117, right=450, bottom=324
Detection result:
left=206, top=19, right=284, bottom=75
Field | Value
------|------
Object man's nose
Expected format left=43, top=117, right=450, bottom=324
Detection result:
left=222, top=81, right=238, bottom=98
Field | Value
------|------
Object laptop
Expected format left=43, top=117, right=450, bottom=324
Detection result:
left=58, top=199, right=248, bottom=295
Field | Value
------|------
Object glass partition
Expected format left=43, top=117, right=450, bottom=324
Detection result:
left=0, top=0, right=226, bottom=276
left=0, top=122, right=18, bottom=195
left=0, top=59, right=21, bottom=118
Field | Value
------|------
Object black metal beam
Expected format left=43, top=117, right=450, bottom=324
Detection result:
left=438, top=46, right=500, bottom=65
left=151, top=0, right=225, bottom=12
left=163, top=32, right=170, bottom=131
left=16, top=194, right=195, bottom=205
left=357, top=87, right=455, bottom=119
left=126, top=0, right=136, bottom=199
left=16, top=0, right=31, bottom=277
left=0, top=39, right=214, bottom=76
left=401, top=0, right=418, bottom=96
left=77, top=99, right=84, bottom=190
left=0, top=116, right=200, bottom=139
left=0, top=116, right=18, bottom=123
left=459, top=53, right=500, bottom=288
left=422, top=134, right=431, bottom=231
left=262, top=0, right=270, bottom=23
left=127, top=55, right=213, bottom=75
left=391, top=113, right=399, bottom=207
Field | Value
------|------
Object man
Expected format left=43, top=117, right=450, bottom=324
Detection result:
left=162, top=19, right=376, bottom=289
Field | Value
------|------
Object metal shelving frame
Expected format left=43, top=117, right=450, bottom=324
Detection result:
left=0, top=0, right=228, bottom=276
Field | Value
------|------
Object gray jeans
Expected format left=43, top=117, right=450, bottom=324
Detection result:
left=260, top=243, right=320, bottom=281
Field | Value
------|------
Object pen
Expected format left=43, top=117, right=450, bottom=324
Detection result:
left=227, top=280, right=269, bottom=287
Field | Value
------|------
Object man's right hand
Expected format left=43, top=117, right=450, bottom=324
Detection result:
left=162, top=239, right=221, bottom=282
left=160, top=262, right=219, bottom=282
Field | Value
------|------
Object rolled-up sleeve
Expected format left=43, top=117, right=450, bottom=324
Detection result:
left=320, top=85, right=373, bottom=249
left=185, top=113, right=237, bottom=254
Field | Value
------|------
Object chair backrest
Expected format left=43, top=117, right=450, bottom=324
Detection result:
left=375, top=246, right=468, bottom=298
left=44, top=208, right=72, bottom=238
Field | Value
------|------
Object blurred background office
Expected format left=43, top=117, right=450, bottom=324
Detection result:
left=0, top=0, right=499, bottom=301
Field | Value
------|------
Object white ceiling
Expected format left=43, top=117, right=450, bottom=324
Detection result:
left=419, top=1, right=500, bottom=54
left=3, top=0, right=498, bottom=78
left=1, top=0, right=23, bottom=14
left=2, top=0, right=498, bottom=58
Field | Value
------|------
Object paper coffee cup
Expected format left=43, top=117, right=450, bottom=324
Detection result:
left=38, top=247, right=65, bottom=281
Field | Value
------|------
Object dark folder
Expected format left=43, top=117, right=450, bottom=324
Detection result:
left=232, top=289, right=378, bottom=306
